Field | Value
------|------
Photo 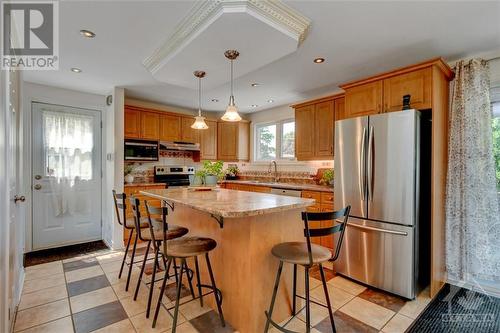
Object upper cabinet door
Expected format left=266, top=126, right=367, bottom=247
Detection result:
left=383, top=68, right=432, bottom=112
left=201, top=120, right=217, bottom=160
left=334, top=97, right=346, bottom=121
left=314, top=101, right=334, bottom=158
left=159, top=114, right=181, bottom=141
left=181, top=116, right=200, bottom=143
left=140, top=111, right=159, bottom=140
left=295, top=105, right=315, bottom=160
left=217, top=122, right=237, bottom=161
left=345, top=81, right=383, bottom=118
left=124, top=108, right=141, bottom=139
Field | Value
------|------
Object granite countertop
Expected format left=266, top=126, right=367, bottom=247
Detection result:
left=140, top=188, right=315, bottom=218
left=222, top=180, right=334, bottom=193
left=124, top=182, right=167, bottom=188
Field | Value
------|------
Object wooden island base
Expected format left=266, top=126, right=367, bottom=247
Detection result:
left=170, top=204, right=306, bottom=333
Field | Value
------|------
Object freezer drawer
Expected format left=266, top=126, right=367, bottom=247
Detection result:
left=334, top=217, right=416, bottom=299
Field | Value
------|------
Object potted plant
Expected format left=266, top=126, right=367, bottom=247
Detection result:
left=320, top=169, right=334, bottom=186
left=225, top=165, right=239, bottom=180
left=201, top=160, right=224, bottom=186
left=190, top=169, right=205, bottom=186
left=124, top=164, right=135, bottom=184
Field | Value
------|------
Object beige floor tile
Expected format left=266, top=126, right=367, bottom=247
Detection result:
left=65, top=265, right=104, bottom=283
left=16, top=316, right=74, bottom=333
left=14, top=299, right=71, bottom=332
left=339, top=297, right=395, bottom=330
left=296, top=300, right=330, bottom=326
left=310, top=284, right=355, bottom=309
left=179, top=299, right=211, bottom=320
left=268, top=317, right=321, bottom=333
left=95, top=252, right=125, bottom=265
left=398, top=292, right=431, bottom=319
left=327, top=276, right=366, bottom=296
left=105, top=267, right=140, bottom=286
left=70, top=287, right=117, bottom=313
left=381, top=313, right=414, bottom=333
left=18, top=285, right=68, bottom=310
left=25, top=261, right=62, bottom=272
left=110, top=272, right=144, bottom=299
left=25, top=265, right=64, bottom=281
left=23, top=274, right=66, bottom=294
left=62, top=254, right=96, bottom=263
left=119, top=286, right=161, bottom=318
left=100, top=260, right=124, bottom=274
left=91, top=319, right=136, bottom=333
left=130, top=306, right=185, bottom=333
left=174, top=321, right=199, bottom=333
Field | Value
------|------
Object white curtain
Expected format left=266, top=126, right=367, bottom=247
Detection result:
left=446, top=59, right=500, bottom=284
left=43, top=110, right=94, bottom=216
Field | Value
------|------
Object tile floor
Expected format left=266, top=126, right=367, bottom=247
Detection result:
left=15, top=245, right=432, bottom=333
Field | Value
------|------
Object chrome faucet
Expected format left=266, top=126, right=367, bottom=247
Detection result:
left=268, top=160, right=279, bottom=182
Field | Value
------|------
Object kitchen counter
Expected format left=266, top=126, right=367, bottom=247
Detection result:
left=123, top=182, right=166, bottom=188
left=140, top=187, right=312, bottom=332
left=140, top=187, right=315, bottom=218
left=222, top=179, right=334, bottom=193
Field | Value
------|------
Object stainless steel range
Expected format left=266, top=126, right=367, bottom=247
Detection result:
left=154, top=165, right=195, bottom=187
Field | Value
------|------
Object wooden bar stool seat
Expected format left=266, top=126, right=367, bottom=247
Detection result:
left=140, top=224, right=188, bottom=242
left=271, top=242, right=332, bottom=265
left=164, top=236, right=216, bottom=258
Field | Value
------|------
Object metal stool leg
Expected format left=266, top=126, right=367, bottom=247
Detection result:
left=194, top=256, right=203, bottom=307
left=171, top=258, right=186, bottom=333
left=305, top=266, right=311, bottom=333
left=292, top=264, right=297, bottom=315
left=185, top=261, right=196, bottom=299
left=125, top=233, right=139, bottom=292
left=119, top=232, right=132, bottom=279
left=173, top=258, right=179, bottom=284
left=264, top=261, right=283, bottom=333
left=146, top=245, right=159, bottom=318
left=319, top=264, right=336, bottom=333
left=206, top=253, right=225, bottom=327
left=153, top=257, right=172, bottom=328
left=133, top=240, right=151, bottom=300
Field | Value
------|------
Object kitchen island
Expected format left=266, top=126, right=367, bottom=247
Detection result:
left=140, top=187, right=315, bottom=333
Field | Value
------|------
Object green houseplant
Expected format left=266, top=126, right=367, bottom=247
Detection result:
left=225, top=165, right=239, bottom=180
left=124, top=164, right=135, bottom=184
left=321, top=169, right=334, bottom=186
left=202, top=160, right=224, bottom=186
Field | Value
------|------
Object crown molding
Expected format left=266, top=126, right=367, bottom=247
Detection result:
left=143, top=0, right=311, bottom=74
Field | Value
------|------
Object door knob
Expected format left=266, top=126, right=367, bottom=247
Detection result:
left=14, top=195, right=25, bottom=203
left=34, top=175, right=42, bottom=180
left=34, top=184, right=42, bottom=190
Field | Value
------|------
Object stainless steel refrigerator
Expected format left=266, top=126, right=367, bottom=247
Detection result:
left=333, top=109, right=426, bottom=299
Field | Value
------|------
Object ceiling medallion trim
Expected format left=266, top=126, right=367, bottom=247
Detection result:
left=143, top=0, right=311, bottom=74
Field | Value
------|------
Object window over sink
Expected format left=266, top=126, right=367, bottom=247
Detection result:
left=254, top=119, right=295, bottom=161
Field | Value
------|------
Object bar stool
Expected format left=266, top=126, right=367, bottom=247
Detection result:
left=264, top=206, right=351, bottom=333
left=130, top=197, right=189, bottom=318
left=112, top=190, right=152, bottom=291
left=147, top=204, right=225, bottom=333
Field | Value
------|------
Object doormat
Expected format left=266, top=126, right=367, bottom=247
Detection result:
left=24, top=240, right=109, bottom=267
left=408, top=283, right=500, bottom=332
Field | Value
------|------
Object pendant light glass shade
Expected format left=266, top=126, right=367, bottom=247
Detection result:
left=191, top=71, right=208, bottom=130
left=221, top=50, right=242, bottom=122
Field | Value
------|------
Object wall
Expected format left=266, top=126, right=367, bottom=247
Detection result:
left=22, top=82, right=107, bottom=252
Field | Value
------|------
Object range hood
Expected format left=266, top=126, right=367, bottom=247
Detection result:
left=159, top=141, right=200, bottom=151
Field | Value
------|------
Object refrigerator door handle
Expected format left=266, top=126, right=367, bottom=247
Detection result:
left=359, top=127, right=367, bottom=201
left=348, top=222, right=409, bottom=236
left=367, top=126, right=374, bottom=201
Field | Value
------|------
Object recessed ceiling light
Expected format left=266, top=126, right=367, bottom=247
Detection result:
left=251, top=104, right=258, bottom=108
left=251, top=83, right=261, bottom=87
left=80, top=29, right=95, bottom=38
left=211, top=98, right=219, bottom=102
left=71, top=67, right=82, bottom=73
left=267, top=99, right=274, bottom=103
left=313, top=57, right=325, bottom=64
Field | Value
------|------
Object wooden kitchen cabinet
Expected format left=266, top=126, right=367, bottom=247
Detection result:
left=200, top=120, right=217, bottom=160
left=140, top=111, right=160, bottom=140
left=383, top=67, right=432, bottom=112
left=344, top=81, right=383, bottom=118
left=124, top=108, right=141, bottom=139
left=217, top=121, right=249, bottom=161
left=181, top=116, right=200, bottom=143
left=295, top=105, right=315, bottom=160
left=334, top=97, right=346, bottom=121
left=159, top=114, right=181, bottom=141
left=314, top=101, right=335, bottom=157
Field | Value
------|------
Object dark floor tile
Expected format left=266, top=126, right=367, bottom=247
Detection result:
left=310, top=266, right=336, bottom=282
left=24, top=241, right=108, bottom=267
left=73, top=300, right=128, bottom=333
left=63, top=257, right=99, bottom=272
left=190, top=310, right=233, bottom=333
left=315, top=311, right=378, bottom=333
left=67, top=274, right=110, bottom=297
left=358, top=288, right=406, bottom=312
left=144, top=261, right=164, bottom=275
left=163, top=283, right=192, bottom=301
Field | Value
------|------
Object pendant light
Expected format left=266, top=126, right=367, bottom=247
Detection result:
left=221, top=50, right=242, bottom=122
left=191, top=70, right=209, bottom=130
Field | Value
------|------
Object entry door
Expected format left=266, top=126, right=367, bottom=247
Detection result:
left=32, top=103, right=102, bottom=250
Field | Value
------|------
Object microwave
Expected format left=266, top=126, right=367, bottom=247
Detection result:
left=124, top=139, right=159, bottom=161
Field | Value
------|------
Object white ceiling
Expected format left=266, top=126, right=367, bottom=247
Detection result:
left=24, top=1, right=500, bottom=113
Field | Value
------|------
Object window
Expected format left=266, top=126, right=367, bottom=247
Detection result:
left=255, top=119, right=295, bottom=161
left=492, top=101, right=500, bottom=190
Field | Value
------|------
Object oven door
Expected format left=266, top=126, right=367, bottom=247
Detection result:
left=124, top=140, right=159, bottom=161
